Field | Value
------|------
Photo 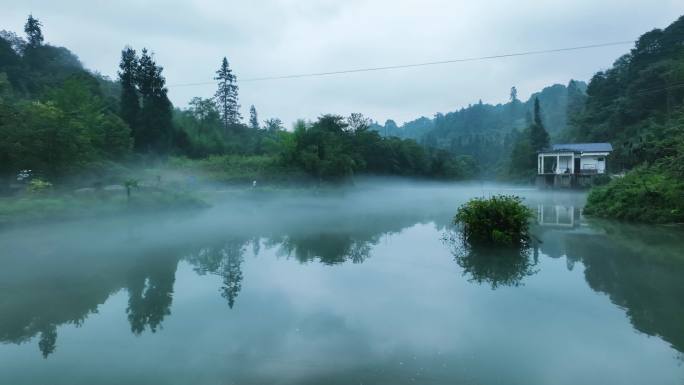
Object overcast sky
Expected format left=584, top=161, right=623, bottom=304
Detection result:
left=1, top=1, right=681, bottom=125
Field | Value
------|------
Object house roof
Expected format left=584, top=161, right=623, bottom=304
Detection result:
left=546, top=143, right=613, bottom=153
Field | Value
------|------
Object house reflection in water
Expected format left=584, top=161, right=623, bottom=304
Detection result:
left=537, top=204, right=582, bottom=228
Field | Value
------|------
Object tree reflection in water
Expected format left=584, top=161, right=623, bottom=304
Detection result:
left=187, top=239, right=247, bottom=309
left=126, top=256, right=179, bottom=334
left=445, top=232, right=539, bottom=289
left=272, top=233, right=374, bottom=265
left=38, top=325, right=56, bottom=359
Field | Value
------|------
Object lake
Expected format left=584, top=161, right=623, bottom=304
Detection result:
left=1, top=182, right=683, bottom=385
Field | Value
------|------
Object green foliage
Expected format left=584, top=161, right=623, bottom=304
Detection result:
left=567, top=16, right=684, bottom=171
left=507, top=99, right=551, bottom=181
left=0, top=16, right=132, bottom=182
left=169, top=155, right=309, bottom=185
left=248, top=105, right=259, bottom=130
left=454, top=195, right=533, bottom=246
left=584, top=106, right=684, bottom=223
left=118, top=46, right=139, bottom=139
left=507, top=129, right=535, bottom=181
left=452, top=245, right=537, bottom=289
left=585, top=166, right=684, bottom=223
left=124, top=178, right=139, bottom=200
left=0, top=77, right=131, bottom=178
left=285, top=114, right=475, bottom=181
left=24, top=15, right=43, bottom=48
left=373, top=82, right=583, bottom=177
left=27, top=178, right=52, bottom=194
left=571, top=16, right=684, bottom=223
left=0, top=189, right=207, bottom=226
left=529, top=98, right=550, bottom=151
left=214, top=57, right=240, bottom=129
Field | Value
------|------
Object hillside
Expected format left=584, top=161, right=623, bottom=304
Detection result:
left=371, top=81, right=587, bottom=176
left=578, top=16, right=684, bottom=223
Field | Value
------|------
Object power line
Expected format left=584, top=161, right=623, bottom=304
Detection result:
left=629, top=82, right=684, bottom=97
left=167, top=40, right=634, bottom=88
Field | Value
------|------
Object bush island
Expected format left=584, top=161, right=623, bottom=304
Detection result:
left=454, top=195, right=533, bottom=246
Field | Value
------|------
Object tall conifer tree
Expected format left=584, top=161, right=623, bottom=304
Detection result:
left=135, top=49, right=173, bottom=153
left=214, top=57, right=241, bottom=132
left=118, top=47, right=139, bottom=139
left=529, top=97, right=550, bottom=151
left=24, top=15, right=43, bottom=48
left=249, top=105, right=259, bottom=130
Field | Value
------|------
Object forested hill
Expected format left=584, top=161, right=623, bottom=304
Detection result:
left=370, top=81, right=587, bottom=175
left=577, top=15, right=684, bottom=223
left=0, top=23, right=131, bottom=180
left=566, top=15, right=684, bottom=171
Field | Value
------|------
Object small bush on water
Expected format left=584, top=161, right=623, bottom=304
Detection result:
left=454, top=195, right=533, bottom=246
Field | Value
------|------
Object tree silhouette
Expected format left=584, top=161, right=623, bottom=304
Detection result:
left=214, top=57, right=241, bottom=131
left=38, top=325, right=56, bottom=358
left=126, top=257, right=178, bottom=334
left=24, top=15, right=43, bottom=48
left=249, top=105, right=259, bottom=130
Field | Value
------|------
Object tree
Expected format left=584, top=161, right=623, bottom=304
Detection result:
left=188, top=97, right=220, bottom=136
left=0, top=30, right=26, bottom=53
left=118, top=47, right=139, bottom=139
left=263, top=118, right=283, bottom=132
left=135, top=49, right=173, bottom=153
left=347, top=112, right=372, bottom=132
left=529, top=97, right=550, bottom=151
left=383, top=119, right=399, bottom=136
left=214, top=57, right=241, bottom=131
left=249, top=105, right=259, bottom=130
left=24, top=15, right=43, bottom=48
left=510, top=86, right=518, bottom=102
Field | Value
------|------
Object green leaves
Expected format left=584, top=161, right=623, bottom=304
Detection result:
left=454, top=195, right=533, bottom=246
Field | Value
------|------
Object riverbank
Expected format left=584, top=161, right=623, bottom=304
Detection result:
left=0, top=188, right=209, bottom=227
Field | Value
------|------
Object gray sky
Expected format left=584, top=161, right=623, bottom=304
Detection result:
left=1, top=0, right=681, bottom=125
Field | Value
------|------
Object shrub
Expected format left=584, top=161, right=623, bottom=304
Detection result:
left=454, top=195, right=533, bottom=246
left=584, top=165, right=684, bottom=223
left=591, top=174, right=612, bottom=187
left=27, top=178, right=53, bottom=194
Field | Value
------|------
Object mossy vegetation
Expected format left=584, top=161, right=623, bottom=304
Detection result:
left=454, top=195, right=533, bottom=246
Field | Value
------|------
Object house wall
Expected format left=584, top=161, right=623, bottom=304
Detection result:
left=580, top=155, right=606, bottom=174
left=557, top=156, right=573, bottom=174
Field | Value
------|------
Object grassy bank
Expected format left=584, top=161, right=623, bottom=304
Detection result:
left=168, top=155, right=312, bottom=186
left=0, top=188, right=208, bottom=226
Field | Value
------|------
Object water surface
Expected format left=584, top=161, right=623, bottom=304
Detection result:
left=1, top=183, right=683, bottom=385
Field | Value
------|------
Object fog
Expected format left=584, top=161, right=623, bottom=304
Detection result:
left=0, top=180, right=587, bottom=289
left=5, top=181, right=684, bottom=385
left=0, top=180, right=586, bottom=265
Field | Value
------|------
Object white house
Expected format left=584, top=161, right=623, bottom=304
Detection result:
left=538, top=143, right=613, bottom=175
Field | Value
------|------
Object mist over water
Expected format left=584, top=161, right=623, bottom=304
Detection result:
left=1, top=181, right=683, bottom=385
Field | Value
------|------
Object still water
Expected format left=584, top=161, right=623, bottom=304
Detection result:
left=1, top=182, right=683, bottom=385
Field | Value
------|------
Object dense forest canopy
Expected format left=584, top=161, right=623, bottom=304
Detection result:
left=579, top=15, right=684, bottom=223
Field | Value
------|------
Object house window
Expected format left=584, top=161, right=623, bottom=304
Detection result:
left=598, top=157, right=605, bottom=162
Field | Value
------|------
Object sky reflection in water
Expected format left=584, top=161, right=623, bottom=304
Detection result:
left=1, top=183, right=683, bottom=385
